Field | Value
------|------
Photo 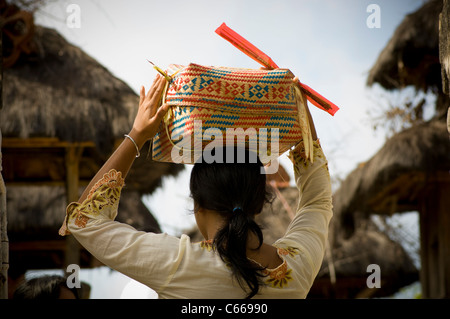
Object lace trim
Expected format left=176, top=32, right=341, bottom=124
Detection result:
left=59, top=169, right=125, bottom=236
left=199, top=239, right=215, bottom=252
left=259, top=246, right=300, bottom=289
left=263, top=261, right=292, bottom=288
left=87, top=169, right=125, bottom=200
left=288, top=139, right=328, bottom=175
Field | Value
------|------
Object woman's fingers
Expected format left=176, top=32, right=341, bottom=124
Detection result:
left=155, top=103, right=170, bottom=121
left=146, top=74, right=163, bottom=100
left=152, top=78, right=166, bottom=103
left=139, top=86, right=145, bottom=106
left=144, top=76, right=166, bottom=115
left=136, top=75, right=168, bottom=121
left=148, top=78, right=166, bottom=117
left=143, top=76, right=158, bottom=102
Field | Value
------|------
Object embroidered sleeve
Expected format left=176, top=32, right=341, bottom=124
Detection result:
left=274, top=138, right=333, bottom=290
left=57, top=169, right=184, bottom=295
left=59, top=169, right=125, bottom=236
left=287, top=139, right=331, bottom=210
left=288, top=139, right=328, bottom=178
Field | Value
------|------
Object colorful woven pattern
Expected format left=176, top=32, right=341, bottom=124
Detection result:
left=152, top=63, right=308, bottom=164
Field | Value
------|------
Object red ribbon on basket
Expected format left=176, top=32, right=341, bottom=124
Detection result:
left=215, top=23, right=339, bottom=116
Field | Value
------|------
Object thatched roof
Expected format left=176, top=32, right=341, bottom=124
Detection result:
left=1, top=24, right=184, bottom=193
left=332, top=119, right=450, bottom=232
left=2, top=19, right=183, bottom=275
left=367, top=0, right=443, bottom=92
left=256, top=186, right=418, bottom=298
left=7, top=186, right=161, bottom=239
left=311, top=227, right=418, bottom=298
left=2, top=26, right=135, bottom=152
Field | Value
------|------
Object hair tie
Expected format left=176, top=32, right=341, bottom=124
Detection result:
left=233, top=207, right=243, bottom=213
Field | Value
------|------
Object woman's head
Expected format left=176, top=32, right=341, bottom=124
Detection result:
left=189, top=147, right=274, bottom=298
left=190, top=147, right=270, bottom=217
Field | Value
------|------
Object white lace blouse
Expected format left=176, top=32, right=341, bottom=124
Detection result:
left=59, top=140, right=333, bottom=299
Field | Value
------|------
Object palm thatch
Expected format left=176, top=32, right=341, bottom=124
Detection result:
left=7, top=187, right=161, bottom=239
left=312, top=227, right=418, bottom=298
left=367, top=0, right=450, bottom=117
left=332, top=119, right=450, bottom=234
left=367, top=0, right=442, bottom=92
left=257, top=186, right=418, bottom=298
left=7, top=185, right=161, bottom=272
left=2, top=18, right=184, bottom=284
left=1, top=24, right=184, bottom=192
left=2, top=26, right=135, bottom=151
left=365, top=0, right=450, bottom=298
left=330, top=119, right=450, bottom=298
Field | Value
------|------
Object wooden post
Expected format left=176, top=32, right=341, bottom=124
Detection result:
left=0, top=167, right=7, bottom=300
left=440, top=0, right=450, bottom=135
left=64, top=146, right=84, bottom=268
left=0, top=17, right=8, bottom=299
left=419, top=174, right=450, bottom=298
left=426, top=0, right=450, bottom=299
left=436, top=0, right=450, bottom=298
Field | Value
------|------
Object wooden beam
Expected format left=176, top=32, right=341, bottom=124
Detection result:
left=368, top=172, right=450, bottom=214
left=367, top=171, right=425, bottom=214
left=2, top=180, right=91, bottom=187
left=2, top=145, right=100, bottom=185
left=1, top=137, right=95, bottom=149
left=9, top=240, right=66, bottom=251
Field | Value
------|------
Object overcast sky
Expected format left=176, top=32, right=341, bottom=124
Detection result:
left=32, top=0, right=424, bottom=297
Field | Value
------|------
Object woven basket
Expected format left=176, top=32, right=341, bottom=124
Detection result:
left=151, top=63, right=312, bottom=164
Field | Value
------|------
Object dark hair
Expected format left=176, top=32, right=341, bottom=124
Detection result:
left=190, top=147, right=274, bottom=298
left=13, top=275, right=79, bottom=299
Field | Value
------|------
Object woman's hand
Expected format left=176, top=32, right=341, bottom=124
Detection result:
left=76, top=75, right=170, bottom=203
left=128, top=74, right=170, bottom=149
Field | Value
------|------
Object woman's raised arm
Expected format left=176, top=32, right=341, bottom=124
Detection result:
left=77, top=74, right=169, bottom=203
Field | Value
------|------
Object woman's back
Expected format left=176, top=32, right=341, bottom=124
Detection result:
left=60, top=140, right=332, bottom=299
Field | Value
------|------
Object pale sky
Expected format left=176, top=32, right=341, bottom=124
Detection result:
left=32, top=0, right=425, bottom=298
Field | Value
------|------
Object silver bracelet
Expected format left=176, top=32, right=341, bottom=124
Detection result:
left=124, top=134, right=140, bottom=158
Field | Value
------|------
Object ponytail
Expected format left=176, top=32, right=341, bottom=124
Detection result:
left=214, top=209, right=266, bottom=299
left=189, top=146, right=274, bottom=298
